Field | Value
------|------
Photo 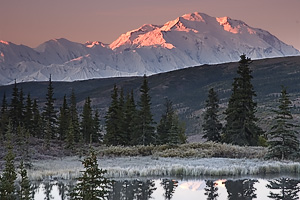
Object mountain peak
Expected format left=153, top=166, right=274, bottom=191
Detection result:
left=181, top=12, right=208, bottom=22
left=0, top=12, right=299, bottom=85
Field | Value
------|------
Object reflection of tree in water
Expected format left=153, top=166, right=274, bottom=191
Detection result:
left=31, top=181, right=40, bottom=199
left=225, top=179, right=258, bottom=200
left=57, top=182, right=66, bottom=200
left=57, top=180, right=77, bottom=200
left=108, top=179, right=157, bottom=200
left=160, top=179, right=178, bottom=200
left=204, top=180, right=218, bottom=200
left=267, top=177, right=300, bottom=200
left=43, top=181, right=54, bottom=200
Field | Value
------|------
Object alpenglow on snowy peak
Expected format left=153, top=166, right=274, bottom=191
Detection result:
left=0, top=12, right=299, bottom=85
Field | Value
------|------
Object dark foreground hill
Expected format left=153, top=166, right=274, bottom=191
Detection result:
left=1, top=56, right=300, bottom=135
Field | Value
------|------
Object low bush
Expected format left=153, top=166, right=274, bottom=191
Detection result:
left=96, top=142, right=267, bottom=159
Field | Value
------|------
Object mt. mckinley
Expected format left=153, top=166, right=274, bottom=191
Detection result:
left=0, top=12, right=299, bottom=85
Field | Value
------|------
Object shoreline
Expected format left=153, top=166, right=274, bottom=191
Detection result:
left=27, top=156, right=300, bottom=181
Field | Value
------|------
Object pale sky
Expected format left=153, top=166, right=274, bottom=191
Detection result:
left=1, top=0, right=299, bottom=50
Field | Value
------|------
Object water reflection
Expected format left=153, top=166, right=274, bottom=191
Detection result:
left=225, top=179, right=258, bottom=200
left=204, top=180, right=219, bottom=200
left=32, top=177, right=300, bottom=199
left=108, top=179, right=156, bottom=200
left=267, top=178, right=300, bottom=200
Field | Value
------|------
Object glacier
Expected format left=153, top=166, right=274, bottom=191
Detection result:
left=27, top=156, right=300, bottom=181
left=0, top=12, right=299, bottom=85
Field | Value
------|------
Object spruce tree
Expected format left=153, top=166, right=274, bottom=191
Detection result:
left=81, top=97, right=94, bottom=143
left=202, top=88, right=222, bottom=142
left=223, top=55, right=262, bottom=146
left=32, top=99, right=42, bottom=138
left=104, top=85, right=122, bottom=145
left=0, top=121, right=17, bottom=199
left=58, top=95, right=69, bottom=141
left=266, top=86, right=300, bottom=160
left=23, top=94, right=33, bottom=133
left=69, top=89, right=80, bottom=142
left=117, top=88, right=128, bottom=145
left=17, top=161, right=32, bottom=200
left=44, top=120, right=51, bottom=150
left=18, top=88, right=25, bottom=126
left=43, top=75, right=57, bottom=139
left=66, top=119, right=75, bottom=149
left=124, top=90, right=138, bottom=146
left=70, top=149, right=111, bottom=200
left=157, top=99, right=186, bottom=145
left=93, top=109, right=102, bottom=143
left=9, top=81, right=19, bottom=132
left=0, top=93, right=9, bottom=139
left=136, top=75, right=155, bottom=145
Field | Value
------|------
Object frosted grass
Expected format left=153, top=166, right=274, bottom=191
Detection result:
left=27, top=156, right=300, bottom=181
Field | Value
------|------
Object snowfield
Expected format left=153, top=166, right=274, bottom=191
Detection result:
left=28, top=156, right=300, bottom=181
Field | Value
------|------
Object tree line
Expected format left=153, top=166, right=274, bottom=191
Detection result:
left=104, top=75, right=186, bottom=146
left=0, top=75, right=186, bottom=150
left=202, top=54, right=300, bottom=160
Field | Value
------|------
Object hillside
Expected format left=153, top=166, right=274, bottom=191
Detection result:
left=1, top=56, right=300, bottom=135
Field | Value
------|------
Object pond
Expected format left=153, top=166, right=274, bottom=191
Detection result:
left=33, top=176, right=300, bottom=199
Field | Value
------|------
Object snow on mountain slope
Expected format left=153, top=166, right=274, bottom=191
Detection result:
left=0, top=12, right=299, bottom=85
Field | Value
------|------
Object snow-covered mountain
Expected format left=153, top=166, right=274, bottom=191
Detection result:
left=0, top=12, right=299, bottom=85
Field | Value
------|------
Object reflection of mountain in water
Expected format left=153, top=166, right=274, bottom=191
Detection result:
left=179, top=180, right=206, bottom=191
left=31, top=178, right=300, bottom=199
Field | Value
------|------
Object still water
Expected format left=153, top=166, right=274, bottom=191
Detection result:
left=34, top=177, right=300, bottom=199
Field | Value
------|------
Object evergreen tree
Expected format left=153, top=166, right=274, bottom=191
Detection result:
left=0, top=93, right=9, bottom=139
left=81, top=97, right=94, bottom=143
left=135, top=75, right=155, bottom=145
left=104, top=85, right=122, bottom=145
left=69, top=89, right=80, bottom=142
left=23, top=94, right=33, bottom=133
left=266, top=86, right=300, bottom=160
left=9, top=81, right=20, bottom=132
left=157, top=99, right=186, bottom=145
left=223, top=55, right=262, bottom=146
left=93, top=109, right=102, bottom=143
left=17, top=161, right=32, bottom=200
left=58, top=95, right=69, bottom=141
left=66, top=119, right=75, bottom=149
left=202, top=88, right=222, bottom=142
left=0, top=122, right=17, bottom=199
left=32, top=99, right=42, bottom=138
left=116, top=88, right=128, bottom=145
left=42, top=75, right=57, bottom=139
left=18, top=88, right=25, bottom=126
left=70, top=149, right=111, bottom=200
left=124, top=91, right=138, bottom=146
left=44, top=120, right=52, bottom=150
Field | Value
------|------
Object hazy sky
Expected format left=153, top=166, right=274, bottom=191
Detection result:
left=1, top=0, right=299, bottom=50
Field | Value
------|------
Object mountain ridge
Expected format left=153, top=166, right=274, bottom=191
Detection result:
left=1, top=55, right=300, bottom=134
left=0, top=12, right=299, bottom=85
